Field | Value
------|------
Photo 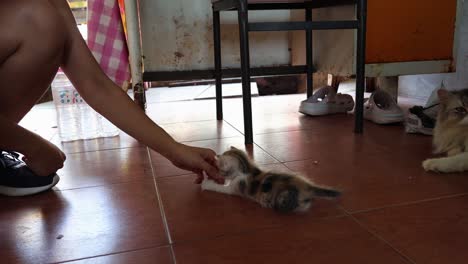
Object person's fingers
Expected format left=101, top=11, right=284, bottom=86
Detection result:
left=195, top=170, right=205, bottom=184
left=194, top=173, right=203, bottom=184
left=200, top=161, right=224, bottom=184
left=200, top=149, right=219, bottom=169
left=200, top=161, right=217, bottom=178
left=203, top=163, right=224, bottom=184
left=204, top=148, right=217, bottom=157
left=200, top=148, right=216, bottom=160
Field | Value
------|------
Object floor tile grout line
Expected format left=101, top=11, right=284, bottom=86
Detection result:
left=62, top=145, right=144, bottom=155
left=222, top=119, right=245, bottom=138
left=220, top=116, right=334, bottom=137
left=148, top=147, right=177, bottom=263
left=50, top=244, right=172, bottom=264
left=48, top=131, right=58, bottom=141
left=178, top=134, right=242, bottom=144
left=154, top=161, right=289, bottom=179
left=169, top=244, right=178, bottom=264
left=252, top=142, right=282, bottom=163
left=154, top=118, right=218, bottom=126
left=342, top=208, right=417, bottom=264
left=251, top=127, right=317, bottom=137
left=52, top=177, right=154, bottom=193
left=348, top=193, right=468, bottom=215
left=222, top=119, right=282, bottom=164
left=58, top=120, right=351, bottom=156
left=281, top=151, right=394, bottom=165
left=168, top=214, right=348, bottom=247
left=146, top=148, right=175, bottom=246
left=192, top=84, right=211, bottom=99
left=154, top=161, right=287, bottom=181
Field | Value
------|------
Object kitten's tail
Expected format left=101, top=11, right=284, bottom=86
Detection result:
left=309, top=185, right=341, bottom=198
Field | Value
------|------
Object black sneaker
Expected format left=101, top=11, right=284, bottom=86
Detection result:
left=405, top=104, right=439, bottom=136
left=0, top=151, right=60, bottom=196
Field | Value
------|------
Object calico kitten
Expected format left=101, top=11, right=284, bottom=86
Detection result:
left=201, top=147, right=341, bottom=213
left=423, top=88, right=468, bottom=173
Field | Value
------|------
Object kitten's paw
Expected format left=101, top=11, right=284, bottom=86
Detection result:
left=422, top=159, right=439, bottom=172
left=422, top=158, right=452, bottom=173
left=200, top=179, right=209, bottom=190
left=201, top=179, right=216, bottom=191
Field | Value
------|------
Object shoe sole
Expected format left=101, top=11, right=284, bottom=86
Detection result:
left=0, top=174, right=60, bottom=196
left=405, top=125, right=433, bottom=136
left=364, top=110, right=405, bottom=124
left=365, top=116, right=405, bottom=124
left=299, top=102, right=354, bottom=116
left=405, top=114, right=434, bottom=135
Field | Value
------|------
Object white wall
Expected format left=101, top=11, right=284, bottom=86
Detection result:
left=399, top=0, right=468, bottom=100
left=139, top=0, right=292, bottom=72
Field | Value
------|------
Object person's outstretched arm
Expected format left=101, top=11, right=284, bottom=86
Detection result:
left=51, top=0, right=222, bottom=183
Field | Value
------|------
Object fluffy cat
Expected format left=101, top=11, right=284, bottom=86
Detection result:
left=423, top=89, right=468, bottom=173
left=201, top=147, right=341, bottom=213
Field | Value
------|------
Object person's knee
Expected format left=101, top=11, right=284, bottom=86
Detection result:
left=16, top=0, right=67, bottom=53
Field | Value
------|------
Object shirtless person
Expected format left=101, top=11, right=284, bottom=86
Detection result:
left=0, top=0, right=222, bottom=196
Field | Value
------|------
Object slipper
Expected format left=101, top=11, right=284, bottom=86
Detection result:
left=364, top=90, right=404, bottom=124
left=299, top=86, right=355, bottom=116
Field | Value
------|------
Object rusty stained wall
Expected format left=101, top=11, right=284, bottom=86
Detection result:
left=139, top=0, right=291, bottom=72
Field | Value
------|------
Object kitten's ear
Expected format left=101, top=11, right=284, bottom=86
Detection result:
left=437, top=89, right=450, bottom=102
left=230, top=146, right=238, bottom=150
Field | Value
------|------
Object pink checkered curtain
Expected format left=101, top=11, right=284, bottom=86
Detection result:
left=87, top=0, right=130, bottom=88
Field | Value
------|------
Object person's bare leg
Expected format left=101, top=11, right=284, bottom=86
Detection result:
left=3, top=0, right=223, bottom=194
left=0, top=0, right=66, bottom=196
left=0, top=0, right=66, bottom=123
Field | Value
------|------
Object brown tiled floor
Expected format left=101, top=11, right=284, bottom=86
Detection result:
left=2, top=91, right=468, bottom=263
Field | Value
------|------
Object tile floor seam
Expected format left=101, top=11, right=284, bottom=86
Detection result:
left=147, top=147, right=174, bottom=245
left=154, top=118, right=218, bottom=126
left=147, top=98, right=201, bottom=104
left=178, top=134, right=242, bottom=144
left=154, top=134, right=240, bottom=146
left=280, top=150, right=406, bottom=166
left=62, top=145, right=144, bottom=155
left=169, top=244, right=177, bottom=264
left=218, top=126, right=314, bottom=137
left=155, top=172, right=194, bottom=179
left=169, top=214, right=348, bottom=246
left=344, top=210, right=417, bottom=264
left=215, top=119, right=244, bottom=138
left=348, top=193, right=468, bottom=215
left=49, top=131, right=58, bottom=141
left=153, top=161, right=284, bottom=180
left=50, top=244, right=172, bottom=264
left=251, top=142, right=282, bottom=163
left=251, top=127, right=315, bottom=136
left=193, top=85, right=211, bottom=99
left=52, top=175, right=157, bottom=192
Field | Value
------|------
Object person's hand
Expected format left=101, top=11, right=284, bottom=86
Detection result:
left=168, top=143, right=224, bottom=184
left=22, top=137, right=66, bottom=176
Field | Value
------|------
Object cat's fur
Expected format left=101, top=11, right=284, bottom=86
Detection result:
left=423, top=89, right=468, bottom=173
left=201, top=147, right=340, bottom=213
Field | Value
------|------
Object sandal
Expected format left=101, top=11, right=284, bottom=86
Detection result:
left=299, top=86, right=355, bottom=116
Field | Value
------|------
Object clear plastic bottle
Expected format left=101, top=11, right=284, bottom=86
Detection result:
left=51, top=72, right=119, bottom=142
